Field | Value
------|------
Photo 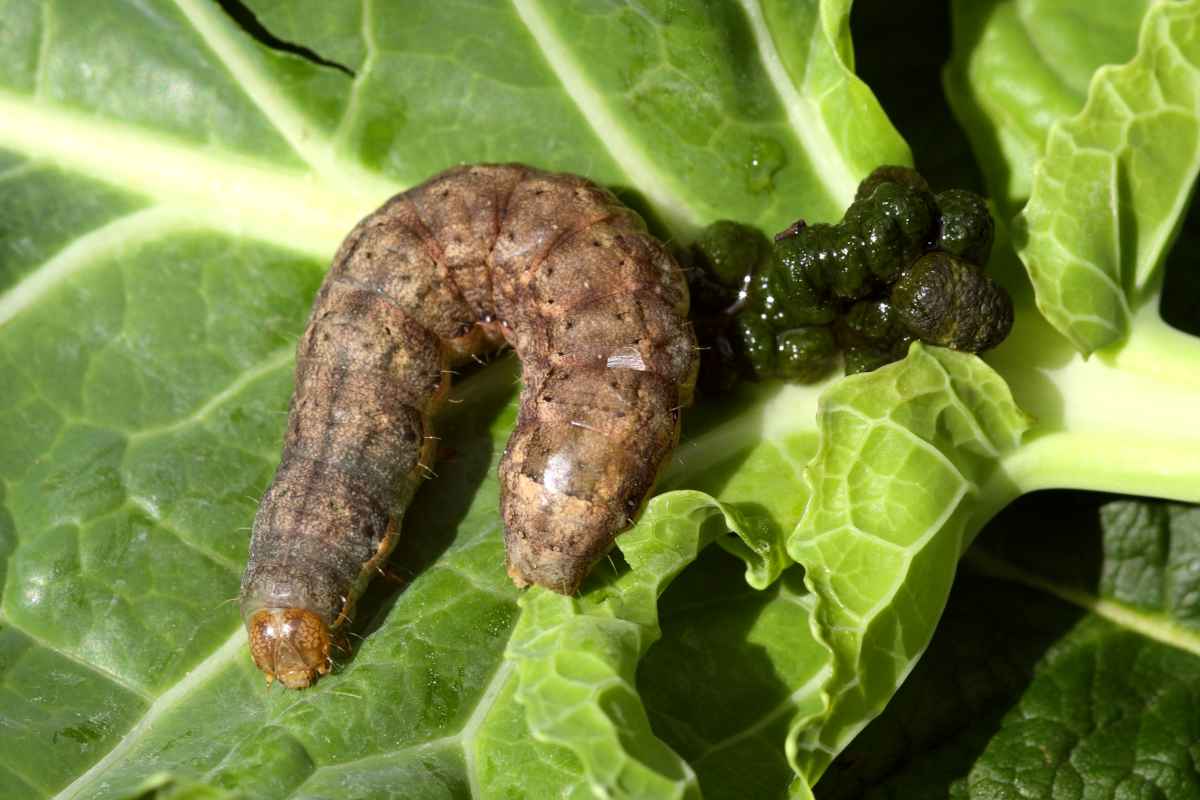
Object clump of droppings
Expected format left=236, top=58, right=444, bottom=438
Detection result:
left=684, top=165, right=1012, bottom=387
left=891, top=252, right=1013, bottom=352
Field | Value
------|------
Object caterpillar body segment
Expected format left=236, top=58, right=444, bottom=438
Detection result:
left=239, top=164, right=697, bottom=687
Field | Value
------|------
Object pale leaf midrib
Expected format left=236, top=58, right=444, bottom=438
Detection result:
left=0, top=206, right=192, bottom=327
left=735, top=0, right=858, bottom=208
left=51, top=628, right=248, bottom=800
left=170, top=0, right=395, bottom=202
left=0, top=90, right=401, bottom=260
left=509, top=0, right=702, bottom=237
left=334, top=0, right=378, bottom=146
left=171, top=0, right=335, bottom=172
left=965, top=549, right=1200, bottom=658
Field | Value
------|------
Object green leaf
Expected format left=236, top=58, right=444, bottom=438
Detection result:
left=750, top=0, right=913, bottom=196
left=817, top=492, right=1200, bottom=799
left=973, top=495, right=1200, bottom=644
left=944, top=0, right=1152, bottom=216
left=662, top=380, right=828, bottom=589
left=120, top=772, right=243, bottom=800
left=1015, top=0, right=1200, bottom=354
left=785, top=344, right=1030, bottom=787
left=507, top=492, right=750, bottom=800
left=1095, top=500, right=1200, bottom=627
left=953, top=615, right=1200, bottom=798
left=817, top=6, right=1200, bottom=796
left=639, top=552, right=827, bottom=800
left=946, top=0, right=1200, bottom=355
left=815, top=556, right=1088, bottom=800
left=0, top=0, right=912, bottom=796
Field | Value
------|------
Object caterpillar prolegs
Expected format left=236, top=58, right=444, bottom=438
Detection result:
left=239, top=164, right=698, bottom=688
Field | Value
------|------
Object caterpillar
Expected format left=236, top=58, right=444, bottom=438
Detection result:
left=239, top=164, right=698, bottom=688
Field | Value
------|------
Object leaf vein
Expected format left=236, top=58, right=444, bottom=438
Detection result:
left=966, top=549, right=1200, bottom=658
left=0, top=207, right=191, bottom=328
left=734, top=0, right=858, bottom=206
left=169, top=0, right=380, bottom=194
left=49, top=628, right=248, bottom=800
left=129, top=347, right=295, bottom=443
left=0, top=611, right=154, bottom=702
left=508, top=0, right=702, bottom=236
left=0, top=91, right=398, bottom=257
left=334, top=0, right=378, bottom=147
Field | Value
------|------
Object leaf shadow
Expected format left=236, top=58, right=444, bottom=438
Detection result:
left=1158, top=195, right=1200, bottom=336
left=640, top=545, right=806, bottom=800
left=852, top=0, right=989, bottom=194
left=608, top=185, right=668, bottom=238
left=815, top=491, right=1101, bottom=798
left=638, top=382, right=820, bottom=798
left=348, top=357, right=519, bottom=645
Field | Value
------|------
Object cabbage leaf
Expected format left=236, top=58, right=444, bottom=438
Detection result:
left=4, top=1, right=1200, bottom=798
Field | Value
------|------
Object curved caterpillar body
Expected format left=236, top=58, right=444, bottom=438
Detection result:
left=239, top=164, right=697, bottom=688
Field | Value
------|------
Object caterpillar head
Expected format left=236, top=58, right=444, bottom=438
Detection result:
left=246, top=607, right=332, bottom=688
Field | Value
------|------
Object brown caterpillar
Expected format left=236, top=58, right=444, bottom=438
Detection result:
left=239, top=164, right=697, bottom=688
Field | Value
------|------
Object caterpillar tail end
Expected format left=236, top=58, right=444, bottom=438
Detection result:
left=246, top=608, right=332, bottom=689
left=505, top=546, right=590, bottom=596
